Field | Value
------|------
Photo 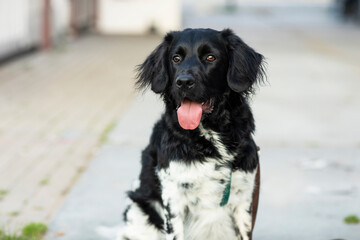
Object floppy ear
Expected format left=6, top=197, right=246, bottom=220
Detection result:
left=222, top=29, right=265, bottom=94
left=136, top=33, right=173, bottom=94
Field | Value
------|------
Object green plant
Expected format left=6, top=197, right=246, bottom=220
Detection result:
left=99, top=120, right=117, bottom=144
left=0, top=222, right=47, bottom=240
left=344, top=214, right=360, bottom=224
left=0, top=231, right=24, bottom=240
left=21, top=222, right=47, bottom=239
left=0, top=190, right=8, bottom=196
left=39, top=179, right=49, bottom=186
left=8, top=212, right=19, bottom=217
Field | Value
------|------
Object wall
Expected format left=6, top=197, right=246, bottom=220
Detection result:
left=0, top=0, right=95, bottom=60
left=0, top=0, right=37, bottom=57
left=97, top=0, right=181, bottom=34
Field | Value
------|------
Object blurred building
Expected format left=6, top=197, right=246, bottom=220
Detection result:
left=0, top=0, right=181, bottom=62
left=96, top=0, right=181, bottom=35
left=0, top=0, right=96, bottom=61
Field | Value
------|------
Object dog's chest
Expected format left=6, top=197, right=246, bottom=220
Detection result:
left=158, top=160, right=255, bottom=240
left=159, top=160, right=231, bottom=208
left=156, top=126, right=257, bottom=240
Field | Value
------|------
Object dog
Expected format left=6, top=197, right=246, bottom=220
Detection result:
left=118, top=28, right=265, bottom=240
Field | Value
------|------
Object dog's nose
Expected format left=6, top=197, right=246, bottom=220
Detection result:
left=176, top=74, right=195, bottom=89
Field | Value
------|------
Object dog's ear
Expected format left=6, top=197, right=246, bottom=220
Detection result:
left=136, top=33, right=173, bottom=94
left=221, top=29, right=265, bottom=94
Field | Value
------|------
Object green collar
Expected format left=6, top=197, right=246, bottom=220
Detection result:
left=219, top=164, right=233, bottom=207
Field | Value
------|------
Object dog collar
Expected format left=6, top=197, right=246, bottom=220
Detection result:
left=219, top=163, right=233, bottom=207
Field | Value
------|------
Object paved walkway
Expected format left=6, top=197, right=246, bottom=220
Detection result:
left=0, top=35, right=162, bottom=232
left=47, top=91, right=164, bottom=240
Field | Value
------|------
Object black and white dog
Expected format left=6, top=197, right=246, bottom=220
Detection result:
left=118, top=28, right=265, bottom=240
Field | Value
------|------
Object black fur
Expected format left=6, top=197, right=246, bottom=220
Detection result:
left=126, top=28, right=265, bottom=234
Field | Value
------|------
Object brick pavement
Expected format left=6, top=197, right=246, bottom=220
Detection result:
left=0, top=35, right=161, bottom=232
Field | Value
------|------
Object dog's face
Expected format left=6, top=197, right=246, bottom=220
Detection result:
left=137, top=28, right=264, bottom=130
left=168, top=29, right=229, bottom=106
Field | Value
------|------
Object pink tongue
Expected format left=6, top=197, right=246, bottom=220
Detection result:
left=177, top=100, right=203, bottom=130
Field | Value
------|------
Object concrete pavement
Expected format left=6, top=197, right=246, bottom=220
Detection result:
left=46, top=92, right=164, bottom=240
left=0, top=35, right=162, bottom=233
left=45, top=2, right=360, bottom=240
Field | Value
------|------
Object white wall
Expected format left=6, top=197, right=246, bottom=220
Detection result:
left=52, top=0, right=71, bottom=38
left=0, top=0, right=34, bottom=56
left=0, top=0, right=71, bottom=58
left=97, top=0, right=181, bottom=35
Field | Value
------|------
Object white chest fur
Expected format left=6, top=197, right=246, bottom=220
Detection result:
left=157, top=125, right=257, bottom=240
left=159, top=161, right=256, bottom=240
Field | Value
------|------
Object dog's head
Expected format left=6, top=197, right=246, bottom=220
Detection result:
left=136, top=28, right=265, bottom=130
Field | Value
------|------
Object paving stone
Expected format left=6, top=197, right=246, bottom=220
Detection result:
left=0, top=34, right=162, bottom=232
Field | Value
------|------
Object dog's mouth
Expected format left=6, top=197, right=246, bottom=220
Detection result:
left=176, top=98, right=214, bottom=130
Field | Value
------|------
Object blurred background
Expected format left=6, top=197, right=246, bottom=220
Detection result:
left=0, top=0, right=359, bottom=239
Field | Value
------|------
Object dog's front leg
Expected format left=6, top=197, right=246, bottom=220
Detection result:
left=233, top=166, right=260, bottom=240
left=159, top=169, right=185, bottom=240
left=163, top=200, right=184, bottom=240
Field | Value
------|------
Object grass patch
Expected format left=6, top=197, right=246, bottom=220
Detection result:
left=0, top=231, right=23, bottom=240
left=77, top=166, right=85, bottom=174
left=39, top=179, right=49, bottom=186
left=0, top=190, right=8, bottom=196
left=0, top=222, right=47, bottom=240
left=99, top=120, right=117, bottom=144
left=0, top=190, right=8, bottom=201
left=22, top=222, right=47, bottom=239
left=344, top=214, right=360, bottom=224
left=8, top=212, right=19, bottom=217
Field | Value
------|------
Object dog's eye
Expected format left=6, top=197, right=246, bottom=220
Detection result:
left=206, top=55, right=216, bottom=62
left=173, top=55, right=182, bottom=63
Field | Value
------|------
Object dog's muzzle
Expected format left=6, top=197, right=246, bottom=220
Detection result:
left=175, top=74, right=195, bottom=90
